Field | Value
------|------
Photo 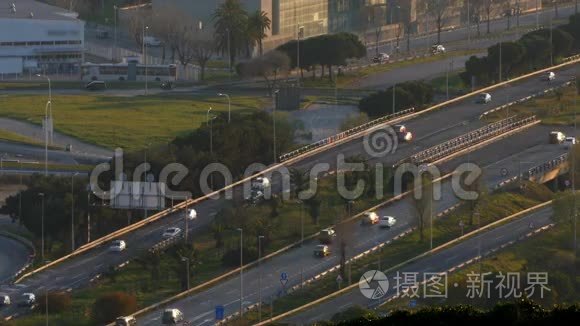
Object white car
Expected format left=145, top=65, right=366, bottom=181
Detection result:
left=109, top=240, right=126, bottom=252
left=477, top=92, right=492, bottom=104
left=187, top=208, right=197, bottom=220
left=143, top=36, right=162, bottom=47
left=372, top=53, right=390, bottom=63
left=563, top=137, right=577, bottom=148
left=162, top=227, right=182, bottom=238
left=361, top=211, right=379, bottom=225
left=379, top=216, right=397, bottom=228
left=0, top=295, right=10, bottom=306
left=544, top=71, right=556, bottom=81
left=162, top=308, right=184, bottom=324
left=19, top=293, right=35, bottom=307
left=251, top=177, right=270, bottom=191
left=431, top=44, right=446, bottom=54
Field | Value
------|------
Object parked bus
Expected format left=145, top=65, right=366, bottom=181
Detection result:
left=81, top=62, right=177, bottom=82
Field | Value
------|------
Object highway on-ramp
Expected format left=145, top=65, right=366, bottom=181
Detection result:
left=0, top=61, right=576, bottom=320
left=0, top=235, right=31, bottom=284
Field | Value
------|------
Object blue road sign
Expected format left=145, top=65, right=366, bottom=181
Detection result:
left=280, top=272, right=288, bottom=281
left=409, top=299, right=417, bottom=308
left=215, top=305, right=225, bottom=320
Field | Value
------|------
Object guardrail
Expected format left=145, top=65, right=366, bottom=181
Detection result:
left=479, top=80, right=575, bottom=119
left=406, top=116, right=537, bottom=165
left=279, top=108, right=415, bottom=162
left=17, top=54, right=580, bottom=286
left=253, top=201, right=553, bottom=325
left=494, top=153, right=570, bottom=189
left=149, top=235, right=183, bottom=254
left=373, top=223, right=556, bottom=309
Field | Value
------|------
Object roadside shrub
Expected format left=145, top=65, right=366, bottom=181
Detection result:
left=92, top=292, right=137, bottom=324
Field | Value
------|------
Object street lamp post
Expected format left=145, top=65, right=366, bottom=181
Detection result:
left=237, top=228, right=243, bottom=318
left=37, top=74, right=51, bottom=176
left=113, top=5, right=118, bottom=62
left=181, top=257, right=190, bottom=290
left=71, top=172, right=79, bottom=251
left=87, top=189, right=91, bottom=243
left=39, top=193, right=45, bottom=262
left=217, top=93, right=231, bottom=123
left=226, top=28, right=232, bottom=77
left=273, top=90, right=279, bottom=163
left=297, top=26, right=304, bottom=87
left=258, top=235, right=265, bottom=322
left=144, top=25, right=149, bottom=95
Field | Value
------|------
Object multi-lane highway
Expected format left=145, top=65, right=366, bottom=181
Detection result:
left=0, top=62, right=576, bottom=321
left=137, top=123, right=570, bottom=325
left=284, top=205, right=554, bottom=324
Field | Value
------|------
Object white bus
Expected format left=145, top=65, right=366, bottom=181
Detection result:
left=81, top=63, right=177, bottom=82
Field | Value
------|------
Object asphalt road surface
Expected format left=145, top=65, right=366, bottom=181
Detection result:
left=137, top=125, right=568, bottom=325
left=0, top=141, right=110, bottom=166
left=0, top=62, right=576, bottom=320
left=284, top=206, right=554, bottom=324
left=0, top=235, right=31, bottom=284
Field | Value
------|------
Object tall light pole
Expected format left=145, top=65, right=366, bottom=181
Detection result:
left=258, top=235, right=265, bottom=322
left=226, top=28, right=232, bottom=77
left=113, top=5, right=118, bottom=62
left=144, top=25, right=149, bottom=95
left=86, top=186, right=91, bottom=243
left=549, top=16, right=553, bottom=66
left=536, top=0, right=540, bottom=29
left=499, top=32, right=503, bottom=83
left=273, top=90, right=279, bottom=163
left=39, top=193, right=45, bottom=262
left=392, top=84, right=396, bottom=114
left=181, top=257, right=190, bottom=290
left=237, top=228, right=243, bottom=319
left=37, top=74, right=51, bottom=176
left=217, top=93, right=231, bottom=123
left=297, top=26, right=304, bottom=87
left=71, top=172, right=78, bottom=251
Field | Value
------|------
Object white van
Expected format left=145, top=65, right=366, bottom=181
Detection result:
left=143, top=36, right=162, bottom=47
left=115, top=316, right=137, bottom=326
left=162, top=308, right=184, bottom=324
left=379, top=216, right=397, bottom=228
left=477, top=93, right=492, bottom=104
left=361, top=211, right=379, bottom=225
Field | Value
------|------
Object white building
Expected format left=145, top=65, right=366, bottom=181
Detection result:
left=0, top=0, right=84, bottom=76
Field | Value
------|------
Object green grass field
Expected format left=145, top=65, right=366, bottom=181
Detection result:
left=0, top=94, right=266, bottom=151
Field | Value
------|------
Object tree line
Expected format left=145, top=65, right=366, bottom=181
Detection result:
left=462, top=13, right=580, bottom=87
left=358, top=81, right=435, bottom=118
left=275, top=32, right=367, bottom=80
left=127, top=0, right=271, bottom=80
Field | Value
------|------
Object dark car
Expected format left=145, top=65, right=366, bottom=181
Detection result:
left=85, top=80, right=107, bottom=91
left=160, top=81, right=174, bottom=90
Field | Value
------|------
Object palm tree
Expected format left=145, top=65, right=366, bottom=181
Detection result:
left=248, top=10, right=271, bottom=56
left=213, top=0, right=249, bottom=66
